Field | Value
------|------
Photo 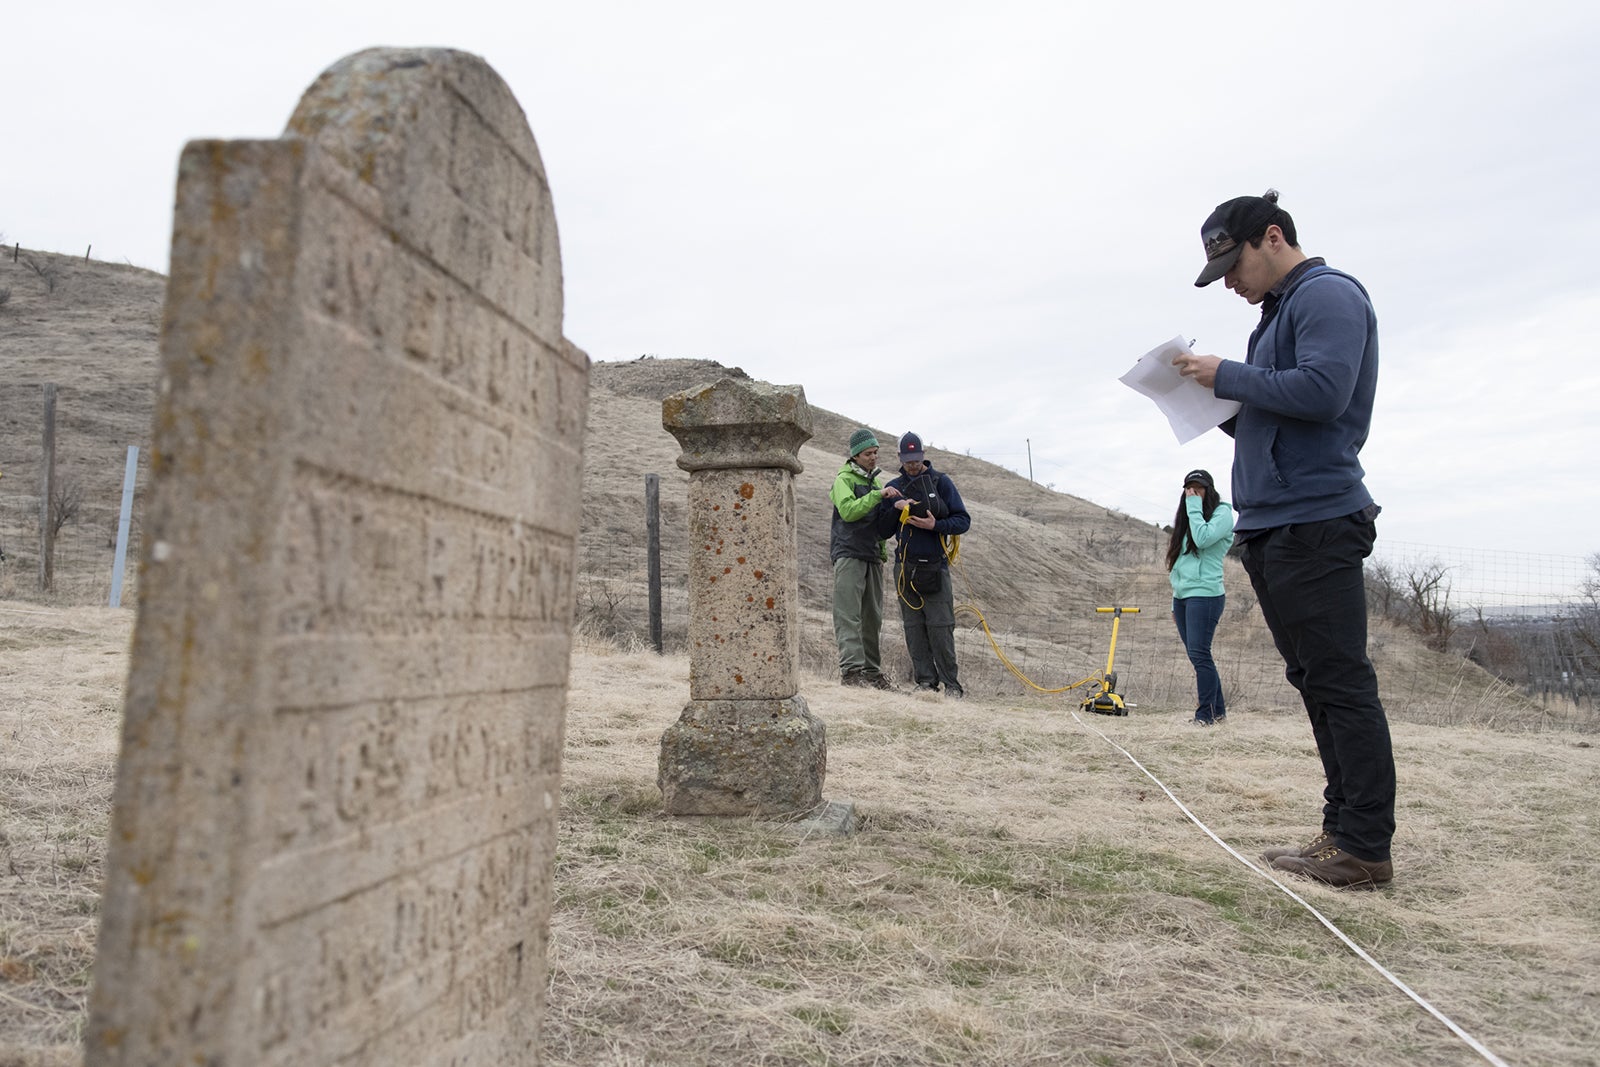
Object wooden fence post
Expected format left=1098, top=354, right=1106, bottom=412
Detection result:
left=646, top=473, right=662, bottom=653
left=39, top=384, right=57, bottom=591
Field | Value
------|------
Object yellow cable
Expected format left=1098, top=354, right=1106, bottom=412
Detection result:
left=942, top=535, right=1100, bottom=695
left=893, top=507, right=1094, bottom=695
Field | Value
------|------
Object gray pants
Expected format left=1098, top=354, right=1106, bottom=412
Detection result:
left=832, top=557, right=884, bottom=677
left=899, top=569, right=960, bottom=693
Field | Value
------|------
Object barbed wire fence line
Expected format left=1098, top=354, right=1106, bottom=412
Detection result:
left=574, top=509, right=1596, bottom=729
left=0, top=497, right=143, bottom=605
left=4, top=440, right=1594, bottom=728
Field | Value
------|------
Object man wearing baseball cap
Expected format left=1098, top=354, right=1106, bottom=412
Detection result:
left=876, top=432, right=971, bottom=698
left=1173, top=190, right=1396, bottom=890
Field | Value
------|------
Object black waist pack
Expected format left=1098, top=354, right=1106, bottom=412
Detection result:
left=909, top=560, right=943, bottom=595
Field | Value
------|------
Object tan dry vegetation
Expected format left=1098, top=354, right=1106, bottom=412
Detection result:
left=3, top=257, right=1595, bottom=1063
left=4, top=607, right=1599, bottom=1065
left=3, top=260, right=1563, bottom=725
left=0, top=606, right=126, bottom=1064
left=0, top=249, right=163, bottom=606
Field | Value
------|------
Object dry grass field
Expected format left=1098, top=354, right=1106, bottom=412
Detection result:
left=3, top=253, right=1598, bottom=1064
left=3, top=606, right=1598, bottom=1065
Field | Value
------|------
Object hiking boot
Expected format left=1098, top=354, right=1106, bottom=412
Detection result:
left=1261, top=831, right=1335, bottom=864
left=945, top=686, right=965, bottom=700
left=841, top=670, right=871, bottom=688
left=1271, top=845, right=1393, bottom=890
left=866, top=674, right=899, bottom=692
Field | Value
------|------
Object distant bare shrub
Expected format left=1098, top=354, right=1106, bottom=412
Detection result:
left=1366, top=558, right=1402, bottom=617
left=50, top=476, right=85, bottom=537
left=0, top=286, right=11, bottom=308
left=1366, top=558, right=1457, bottom=652
left=22, top=254, right=59, bottom=294
left=1404, top=561, right=1457, bottom=651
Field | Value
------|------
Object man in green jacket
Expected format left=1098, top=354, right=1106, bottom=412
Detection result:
left=830, top=429, right=901, bottom=689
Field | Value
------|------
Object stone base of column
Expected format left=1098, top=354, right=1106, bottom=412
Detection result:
left=658, top=695, right=826, bottom=815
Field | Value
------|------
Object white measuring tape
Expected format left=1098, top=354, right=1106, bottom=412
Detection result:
left=1069, top=710, right=1512, bottom=1067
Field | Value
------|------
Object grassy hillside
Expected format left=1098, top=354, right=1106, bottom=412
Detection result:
left=2, top=250, right=1597, bottom=1065
left=2, top=254, right=1572, bottom=727
left=0, top=249, right=163, bottom=598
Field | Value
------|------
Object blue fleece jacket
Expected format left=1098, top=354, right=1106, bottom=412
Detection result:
left=875, top=462, right=971, bottom=567
left=1212, top=263, right=1378, bottom=534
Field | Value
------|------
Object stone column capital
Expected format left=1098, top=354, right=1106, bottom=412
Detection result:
left=662, top=377, right=813, bottom=474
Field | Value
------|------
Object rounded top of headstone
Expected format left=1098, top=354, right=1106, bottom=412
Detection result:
left=286, top=47, right=544, bottom=175
left=282, top=47, right=563, bottom=347
left=662, top=378, right=814, bottom=473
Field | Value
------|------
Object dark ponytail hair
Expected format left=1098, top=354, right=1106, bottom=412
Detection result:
left=1165, top=484, right=1221, bottom=571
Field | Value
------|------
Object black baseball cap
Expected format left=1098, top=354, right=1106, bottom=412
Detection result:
left=1194, top=189, right=1283, bottom=287
left=1183, top=469, right=1215, bottom=489
left=898, top=431, right=926, bottom=465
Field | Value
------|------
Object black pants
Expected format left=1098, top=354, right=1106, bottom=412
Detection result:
left=899, top=567, right=960, bottom=693
left=1242, top=515, right=1396, bottom=862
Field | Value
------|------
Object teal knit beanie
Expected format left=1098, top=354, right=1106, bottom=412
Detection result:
left=848, top=429, right=878, bottom=457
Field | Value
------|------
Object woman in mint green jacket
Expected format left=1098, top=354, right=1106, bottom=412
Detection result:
left=1166, top=469, right=1235, bottom=725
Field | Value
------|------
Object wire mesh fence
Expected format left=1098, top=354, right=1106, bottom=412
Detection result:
left=0, top=496, right=142, bottom=605
left=4, top=448, right=1594, bottom=730
left=576, top=523, right=1597, bottom=729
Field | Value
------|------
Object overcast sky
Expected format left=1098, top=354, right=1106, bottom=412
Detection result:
left=8, top=2, right=1597, bottom=579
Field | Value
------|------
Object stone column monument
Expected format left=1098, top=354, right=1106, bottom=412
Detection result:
left=87, top=49, right=586, bottom=1066
left=657, top=377, right=827, bottom=815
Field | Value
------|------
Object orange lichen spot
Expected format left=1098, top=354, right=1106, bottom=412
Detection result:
left=746, top=595, right=754, bottom=603
left=737, top=557, right=747, bottom=564
left=739, top=483, right=755, bottom=499
left=733, top=502, right=743, bottom=510
left=709, top=575, right=718, bottom=583
left=753, top=570, right=765, bottom=580
left=735, top=674, right=744, bottom=684
left=724, top=566, right=732, bottom=574
left=765, top=597, right=775, bottom=609
left=713, top=505, right=721, bottom=511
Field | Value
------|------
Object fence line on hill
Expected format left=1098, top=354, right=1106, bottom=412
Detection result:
left=1, top=447, right=1594, bottom=728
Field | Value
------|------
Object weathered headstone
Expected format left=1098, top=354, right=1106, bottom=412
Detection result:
left=88, top=48, right=587, bottom=1066
left=657, top=378, right=826, bottom=815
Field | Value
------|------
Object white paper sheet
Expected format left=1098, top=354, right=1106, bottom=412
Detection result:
left=1118, top=335, right=1242, bottom=444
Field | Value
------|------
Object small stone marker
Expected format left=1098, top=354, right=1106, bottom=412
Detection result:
left=87, top=49, right=587, bottom=1066
left=658, top=378, right=828, bottom=815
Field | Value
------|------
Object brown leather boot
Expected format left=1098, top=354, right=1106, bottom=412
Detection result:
left=1261, top=830, right=1335, bottom=864
left=1271, top=845, right=1393, bottom=889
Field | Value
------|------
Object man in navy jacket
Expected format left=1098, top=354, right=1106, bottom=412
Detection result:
left=1175, top=190, right=1396, bottom=890
left=876, top=432, right=971, bottom=697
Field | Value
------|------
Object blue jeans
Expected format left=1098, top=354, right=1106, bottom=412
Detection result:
left=1172, top=595, right=1226, bottom=723
left=1241, top=516, right=1395, bottom=863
